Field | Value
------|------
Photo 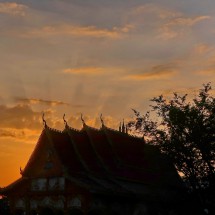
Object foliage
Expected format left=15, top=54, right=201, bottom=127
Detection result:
left=128, top=83, right=215, bottom=205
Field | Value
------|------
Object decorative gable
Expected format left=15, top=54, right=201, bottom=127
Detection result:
left=22, top=129, right=63, bottom=178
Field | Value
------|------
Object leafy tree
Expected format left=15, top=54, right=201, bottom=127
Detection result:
left=128, top=83, right=215, bottom=207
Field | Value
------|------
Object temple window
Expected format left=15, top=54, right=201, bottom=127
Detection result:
left=15, top=199, right=25, bottom=208
left=48, top=177, right=65, bottom=190
left=55, top=199, right=64, bottom=209
left=68, top=197, right=82, bottom=208
left=31, top=178, right=47, bottom=191
left=30, top=200, right=38, bottom=210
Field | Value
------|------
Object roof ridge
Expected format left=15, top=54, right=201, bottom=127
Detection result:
left=104, top=126, right=143, bottom=140
left=66, top=126, right=81, bottom=132
left=84, top=124, right=101, bottom=131
left=46, top=126, right=64, bottom=134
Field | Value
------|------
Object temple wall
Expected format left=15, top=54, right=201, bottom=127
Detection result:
left=11, top=196, right=179, bottom=215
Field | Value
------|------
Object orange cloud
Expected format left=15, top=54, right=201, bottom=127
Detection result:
left=166, top=15, right=210, bottom=27
left=63, top=66, right=125, bottom=76
left=0, top=104, right=44, bottom=144
left=160, top=15, right=210, bottom=39
left=0, top=2, right=28, bottom=16
left=196, top=69, right=215, bottom=76
left=63, top=67, right=104, bottom=75
left=24, top=24, right=133, bottom=39
left=193, top=44, right=213, bottom=55
left=15, top=97, right=69, bottom=106
left=131, top=4, right=210, bottom=40
left=0, top=104, right=42, bottom=130
left=126, top=70, right=176, bottom=81
left=132, top=4, right=180, bottom=20
left=0, top=104, right=66, bottom=141
left=0, top=128, right=40, bottom=144
left=124, top=64, right=177, bottom=81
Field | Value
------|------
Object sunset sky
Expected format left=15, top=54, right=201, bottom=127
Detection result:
left=0, top=0, right=215, bottom=187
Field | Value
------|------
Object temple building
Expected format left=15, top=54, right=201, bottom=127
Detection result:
left=1, top=117, right=184, bottom=215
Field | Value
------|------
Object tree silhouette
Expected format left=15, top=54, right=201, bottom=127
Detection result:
left=128, top=83, right=215, bottom=211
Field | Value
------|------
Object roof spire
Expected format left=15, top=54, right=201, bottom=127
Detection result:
left=122, top=119, right=125, bottom=133
left=119, top=122, right=122, bottom=132
left=100, top=113, right=105, bottom=127
left=42, top=112, right=47, bottom=128
left=63, top=113, right=68, bottom=128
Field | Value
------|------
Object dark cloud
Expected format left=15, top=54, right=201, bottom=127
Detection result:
left=0, top=104, right=42, bottom=129
left=0, top=103, right=89, bottom=135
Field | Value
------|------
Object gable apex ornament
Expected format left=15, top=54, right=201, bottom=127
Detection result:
left=81, top=113, right=86, bottom=126
left=20, top=167, right=23, bottom=175
left=42, top=112, right=47, bottom=128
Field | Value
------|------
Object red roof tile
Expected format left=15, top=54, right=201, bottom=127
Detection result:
left=104, top=127, right=147, bottom=168
left=48, top=128, right=85, bottom=174
left=67, top=127, right=105, bottom=174
left=84, top=126, right=119, bottom=173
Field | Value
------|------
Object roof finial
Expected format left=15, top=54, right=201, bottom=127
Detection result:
left=63, top=113, right=68, bottom=127
left=100, top=113, right=104, bottom=127
left=20, top=167, right=23, bottom=175
left=81, top=113, right=85, bottom=125
left=42, top=112, right=47, bottom=128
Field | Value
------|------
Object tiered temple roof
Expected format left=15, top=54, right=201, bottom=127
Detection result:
left=2, top=122, right=184, bottom=199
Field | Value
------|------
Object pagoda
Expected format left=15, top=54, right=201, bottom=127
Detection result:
left=1, top=115, right=184, bottom=215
